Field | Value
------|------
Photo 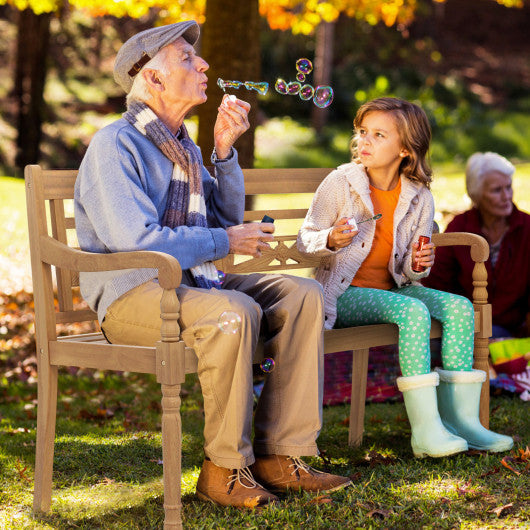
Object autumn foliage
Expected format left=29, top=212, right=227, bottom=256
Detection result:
left=0, top=0, right=524, bottom=32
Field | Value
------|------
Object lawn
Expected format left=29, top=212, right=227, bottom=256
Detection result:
left=1, top=372, right=528, bottom=528
left=1, top=122, right=529, bottom=528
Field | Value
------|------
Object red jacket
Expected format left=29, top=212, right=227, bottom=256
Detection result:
left=423, top=204, right=530, bottom=335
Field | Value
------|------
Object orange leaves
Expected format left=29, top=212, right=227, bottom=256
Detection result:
left=501, top=446, right=530, bottom=476
left=259, top=0, right=419, bottom=35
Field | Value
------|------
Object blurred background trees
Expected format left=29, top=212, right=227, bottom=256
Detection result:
left=0, top=0, right=528, bottom=174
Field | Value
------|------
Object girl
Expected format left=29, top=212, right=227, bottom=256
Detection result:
left=297, top=97, right=512, bottom=458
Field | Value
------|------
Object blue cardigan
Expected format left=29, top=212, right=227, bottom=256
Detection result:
left=74, top=118, right=245, bottom=323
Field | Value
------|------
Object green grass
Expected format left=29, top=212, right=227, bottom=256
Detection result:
left=1, top=371, right=528, bottom=529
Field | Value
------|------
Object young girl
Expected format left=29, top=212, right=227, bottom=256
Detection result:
left=297, top=97, right=512, bottom=458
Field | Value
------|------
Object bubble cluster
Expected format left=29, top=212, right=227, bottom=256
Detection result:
left=260, top=358, right=275, bottom=373
left=218, top=311, right=242, bottom=334
left=217, top=78, right=269, bottom=96
left=274, top=58, right=334, bottom=109
left=217, top=59, right=334, bottom=109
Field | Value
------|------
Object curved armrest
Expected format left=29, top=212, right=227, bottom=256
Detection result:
left=431, top=231, right=489, bottom=306
left=431, top=232, right=489, bottom=262
left=39, top=235, right=182, bottom=290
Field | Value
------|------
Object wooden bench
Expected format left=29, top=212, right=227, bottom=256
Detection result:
left=25, top=164, right=492, bottom=529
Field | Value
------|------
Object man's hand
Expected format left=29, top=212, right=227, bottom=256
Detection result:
left=226, top=222, right=275, bottom=257
left=327, top=217, right=358, bottom=250
left=213, top=95, right=251, bottom=160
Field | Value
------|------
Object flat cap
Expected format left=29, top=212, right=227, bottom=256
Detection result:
left=114, top=20, right=200, bottom=93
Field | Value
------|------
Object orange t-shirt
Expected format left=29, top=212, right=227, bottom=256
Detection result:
left=351, top=180, right=401, bottom=290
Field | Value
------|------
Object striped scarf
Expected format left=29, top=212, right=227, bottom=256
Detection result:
left=124, top=101, right=221, bottom=289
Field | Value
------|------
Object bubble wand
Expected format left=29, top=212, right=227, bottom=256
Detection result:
left=357, top=213, right=382, bottom=224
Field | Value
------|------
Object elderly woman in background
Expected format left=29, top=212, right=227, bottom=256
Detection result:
left=424, top=152, right=530, bottom=338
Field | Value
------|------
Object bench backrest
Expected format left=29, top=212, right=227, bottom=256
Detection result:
left=214, top=168, right=332, bottom=274
left=26, top=166, right=98, bottom=338
left=25, top=166, right=333, bottom=329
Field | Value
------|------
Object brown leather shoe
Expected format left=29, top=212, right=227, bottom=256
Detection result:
left=196, top=459, right=278, bottom=508
left=250, top=455, right=352, bottom=494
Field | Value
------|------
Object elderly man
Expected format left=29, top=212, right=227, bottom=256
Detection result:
left=74, top=21, right=351, bottom=508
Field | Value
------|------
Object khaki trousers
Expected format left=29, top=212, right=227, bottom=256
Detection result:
left=101, top=273, right=324, bottom=469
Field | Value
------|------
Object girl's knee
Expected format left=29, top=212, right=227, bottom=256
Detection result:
left=401, top=298, right=430, bottom=323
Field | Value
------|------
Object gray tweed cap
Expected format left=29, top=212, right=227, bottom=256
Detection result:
left=113, top=21, right=200, bottom=93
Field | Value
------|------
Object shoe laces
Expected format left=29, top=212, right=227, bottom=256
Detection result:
left=288, top=456, right=325, bottom=477
left=226, top=467, right=262, bottom=493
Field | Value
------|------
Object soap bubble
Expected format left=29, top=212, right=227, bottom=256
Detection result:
left=287, top=82, right=302, bottom=95
left=245, top=81, right=269, bottom=95
left=296, top=72, right=306, bottom=82
left=216, top=270, right=226, bottom=286
left=217, top=78, right=268, bottom=96
left=299, top=84, right=314, bottom=101
left=274, top=78, right=288, bottom=94
left=313, top=85, right=334, bottom=108
left=260, top=358, right=275, bottom=373
left=218, top=311, right=242, bottom=334
left=296, top=58, right=313, bottom=75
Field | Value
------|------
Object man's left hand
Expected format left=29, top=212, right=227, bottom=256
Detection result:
left=213, top=95, right=251, bottom=159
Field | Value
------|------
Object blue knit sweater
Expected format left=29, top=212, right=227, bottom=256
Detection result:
left=74, top=118, right=245, bottom=323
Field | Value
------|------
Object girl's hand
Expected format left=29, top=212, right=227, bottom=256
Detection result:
left=213, top=95, right=251, bottom=160
left=327, top=217, right=358, bottom=250
left=411, top=241, right=435, bottom=270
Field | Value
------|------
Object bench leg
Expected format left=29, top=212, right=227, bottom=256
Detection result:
left=473, top=336, right=491, bottom=429
left=33, top=361, right=58, bottom=513
left=349, top=348, right=369, bottom=447
left=161, top=384, right=183, bottom=529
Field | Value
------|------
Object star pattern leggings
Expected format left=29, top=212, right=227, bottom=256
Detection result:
left=335, top=284, right=475, bottom=377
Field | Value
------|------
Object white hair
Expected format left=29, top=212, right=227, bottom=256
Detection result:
left=126, top=47, right=170, bottom=108
left=465, top=152, right=515, bottom=204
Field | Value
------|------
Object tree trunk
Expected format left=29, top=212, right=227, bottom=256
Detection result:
left=197, top=0, right=260, bottom=168
left=14, top=9, right=51, bottom=172
left=310, top=21, right=335, bottom=135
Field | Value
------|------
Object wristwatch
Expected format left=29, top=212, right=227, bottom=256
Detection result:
left=211, top=147, right=234, bottom=163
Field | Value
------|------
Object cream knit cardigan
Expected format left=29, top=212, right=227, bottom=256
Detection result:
left=297, top=162, right=435, bottom=329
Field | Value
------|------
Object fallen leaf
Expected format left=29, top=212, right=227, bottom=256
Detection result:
left=456, top=481, right=479, bottom=497
left=479, top=466, right=500, bottom=478
left=244, top=496, right=265, bottom=509
left=518, top=446, right=530, bottom=461
left=490, top=503, right=513, bottom=517
left=501, top=456, right=521, bottom=476
left=307, top=495, right=333, bottom=505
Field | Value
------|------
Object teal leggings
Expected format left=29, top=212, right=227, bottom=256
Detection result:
left=336, top=285, right=474, bottom=376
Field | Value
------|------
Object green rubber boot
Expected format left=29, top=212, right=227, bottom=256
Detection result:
left=435, top=368, right=514, bottom=452
left=397, top=372, right=468, bottom=458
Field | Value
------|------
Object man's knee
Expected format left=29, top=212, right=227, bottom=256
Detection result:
left=291, top=276, right=324, bottom=308
left=215, top=289, right=263, bottom=330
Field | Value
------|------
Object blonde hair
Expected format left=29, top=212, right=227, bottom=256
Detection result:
left=350, top=97, right=433, bottom=188
left=465, top=152, right=515, bottom=205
